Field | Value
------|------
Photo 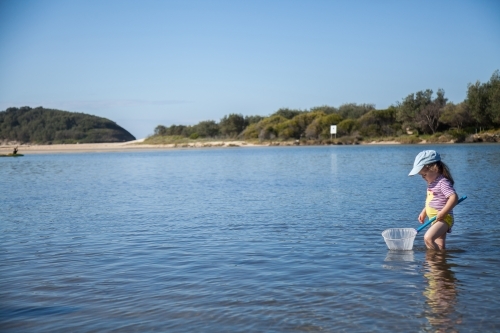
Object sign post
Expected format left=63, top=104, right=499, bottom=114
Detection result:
left=330, top=125, right=337, bottom=140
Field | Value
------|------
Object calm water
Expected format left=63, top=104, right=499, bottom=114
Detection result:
left=1, top=144, right=499, bottom=332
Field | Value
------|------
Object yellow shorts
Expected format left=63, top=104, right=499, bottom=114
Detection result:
left=427, top=212, right=454, bottom=234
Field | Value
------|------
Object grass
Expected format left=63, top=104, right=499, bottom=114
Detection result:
left=142, top=136, right=240, bottom=145
left=397, top=135, right=422, bottom=144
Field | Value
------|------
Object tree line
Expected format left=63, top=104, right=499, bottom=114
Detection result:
left=0, top=106, right=136, bottom=144
left=151, top=70, right=500, bottom=142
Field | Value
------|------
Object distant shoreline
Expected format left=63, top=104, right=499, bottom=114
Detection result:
left=2, top=138, right=498, bottom=155
left=0, top=140, right=260, bottom=154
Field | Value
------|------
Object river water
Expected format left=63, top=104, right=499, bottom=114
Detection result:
left=1, top=144, right=499, bottom=332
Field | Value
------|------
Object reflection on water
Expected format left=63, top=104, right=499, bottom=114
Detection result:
left=382, top=250, right=416, bottom=273
left=385, top=250, right=415, bottom=262
left=423, top=251, right=460, bottom=332
left=330, top=153, right=338, bottom=174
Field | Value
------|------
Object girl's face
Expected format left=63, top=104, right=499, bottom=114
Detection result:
left=418, top=165, right=439, bottom=184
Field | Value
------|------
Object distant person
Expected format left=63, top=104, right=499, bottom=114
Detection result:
left=13, top=146, right=18, bottom=155
left=409, top=150, right=458, bottom=250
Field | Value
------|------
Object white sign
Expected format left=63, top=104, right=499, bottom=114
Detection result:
left=330, top=125, right=337, bottom=134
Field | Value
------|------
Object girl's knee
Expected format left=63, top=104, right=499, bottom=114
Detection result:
left=424, top=235, right=434, bottom=248
left=424, top=233, right=446, bottom=250
left=424, top=234, right=435, bottom=244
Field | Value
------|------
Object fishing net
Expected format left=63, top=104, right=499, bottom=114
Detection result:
left=381, top=228, right=417, bottom=250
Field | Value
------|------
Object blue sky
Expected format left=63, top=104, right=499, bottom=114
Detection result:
left=1, top=0, right=499, bottom=138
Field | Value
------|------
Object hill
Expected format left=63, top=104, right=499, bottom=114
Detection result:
left=0, top=106, right=136, bottom=144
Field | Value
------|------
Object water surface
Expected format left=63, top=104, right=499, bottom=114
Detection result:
left=1, top=144, right=499, bottom=332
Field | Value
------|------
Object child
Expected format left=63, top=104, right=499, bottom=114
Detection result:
left=409, top=150, right=458, bottom=250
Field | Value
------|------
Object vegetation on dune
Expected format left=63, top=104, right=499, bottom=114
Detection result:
left=146, top=70, right=500, bottom=145
left=0, top=106, right=136, bottom=144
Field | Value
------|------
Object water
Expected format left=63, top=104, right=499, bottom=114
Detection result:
left=1, top=144, right=499, bottom=332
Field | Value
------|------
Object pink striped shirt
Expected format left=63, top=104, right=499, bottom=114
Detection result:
left=426, top=175, right=456, bottom=216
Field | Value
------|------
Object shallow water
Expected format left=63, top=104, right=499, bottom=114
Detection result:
left=1, top=144, right=499, bottom=332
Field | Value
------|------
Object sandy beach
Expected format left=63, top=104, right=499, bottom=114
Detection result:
left=30, top=138, right=500, bottom=154
left=0, top=139, right=409, bottom=155
left=4, top=137, right=447, bottom=155
left=2, top=140, right=408, bottom=155
left=0, top=139, right=267, bottom=155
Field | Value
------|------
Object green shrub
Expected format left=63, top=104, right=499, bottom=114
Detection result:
left=337, top=119, right=359, bottom=135
left=447, top=129, right=467, bottom=143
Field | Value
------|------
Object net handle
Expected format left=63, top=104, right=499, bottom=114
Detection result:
left=416, top=195, right=467, bottom=233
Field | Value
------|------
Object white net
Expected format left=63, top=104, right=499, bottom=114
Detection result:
left=381, top=228, right=417, bottom=250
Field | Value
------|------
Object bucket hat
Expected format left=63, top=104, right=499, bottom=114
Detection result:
left=408, top=150, right=441, bottom=176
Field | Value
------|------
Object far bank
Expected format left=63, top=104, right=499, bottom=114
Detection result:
left=1, top=132, right=499, bottom=155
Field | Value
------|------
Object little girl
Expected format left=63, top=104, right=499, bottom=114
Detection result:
left=409, top=150, right=458, bottom=250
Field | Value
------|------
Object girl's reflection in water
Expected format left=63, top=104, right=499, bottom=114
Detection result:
left=423, top=251, right=461, bottom=332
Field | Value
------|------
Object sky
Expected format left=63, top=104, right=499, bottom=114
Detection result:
left=1, top=0, right=499, bottom=139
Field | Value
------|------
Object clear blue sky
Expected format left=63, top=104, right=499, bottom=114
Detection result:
left=1, top=0, right=499, bottom=138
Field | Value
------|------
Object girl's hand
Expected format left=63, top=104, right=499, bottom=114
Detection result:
left=418, top=211, right=427, bottom=223
left=436, top=211, right=445, bottom=221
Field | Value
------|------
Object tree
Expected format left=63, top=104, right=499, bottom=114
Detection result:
left=276, top=112, right=325, bottom=139
left=357, top=107, right=399, bottom=137
left=397, top=89, right=447, bottom=134
left=465, top=70, right=500, bottom=128
left=219, top=114, right=246, bottom=137
left=240, top=123, right=259, bottom=140
left=304, top=113, right=343, bottom=139
left=439, top=102, right=472, bottom=129
left=466, top=81, right=491, bottom=128
left=240, top=115, right=287, bottom=141
left=337, top=119, right=358, bottom=136
left=171, top=125, right=189, bottom=136
left=192, top=120, right=219, bottom=138
left=240, top=115, right=288, bottom=140
left=337, top=103, right=375, bottom=119
left=264, top=115, right=288, bottom=140
left=0, top=107, right=135, bottom=143
left=245, top=115, right=264, bottom=125
left=488, top=70, right=500, bottom=125
left=309, top=105, right=338, bottom=114
left=416, top=89, right=447, bottom=134
left=397, top=89, right=432, bottom=129
left=271, top=108, right=305, bottom=119
left=154, top=125, right=167, bottom=136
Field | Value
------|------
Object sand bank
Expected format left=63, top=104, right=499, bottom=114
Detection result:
left=1, top=138, right=414, bottom=155
left=0, top=139, right=265, bottom=155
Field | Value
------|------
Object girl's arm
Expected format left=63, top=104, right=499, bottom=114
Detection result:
left=437, top=193, right=458, bottom=221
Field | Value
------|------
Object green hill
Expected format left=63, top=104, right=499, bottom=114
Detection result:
left=0, top=106, right=136, bottom=144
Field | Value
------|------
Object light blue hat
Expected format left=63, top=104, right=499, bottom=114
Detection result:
left=409, top=150, right=441, bottom=176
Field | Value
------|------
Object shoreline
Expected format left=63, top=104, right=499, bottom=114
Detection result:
left=1, top=139, right=401, bottom=155
left=0, top=140, right=264, bottom=154
left=1, top=137, right=498, bottom=155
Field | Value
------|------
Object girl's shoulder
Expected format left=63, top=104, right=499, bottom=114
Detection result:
left=436, top=174, right=450, bottom=183
left=437, top=175, right=456, bottom=194
left=438, top=175, right=453, bottom=185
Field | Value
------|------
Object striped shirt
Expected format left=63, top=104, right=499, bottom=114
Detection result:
left=426, top=175, right=456, bottom=217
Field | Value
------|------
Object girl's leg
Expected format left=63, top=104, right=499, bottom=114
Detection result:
left=424, top=221, right=449, bottom=250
